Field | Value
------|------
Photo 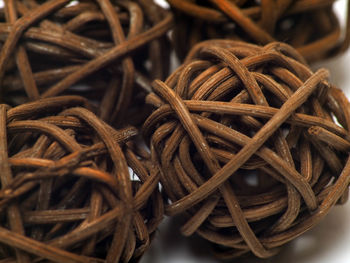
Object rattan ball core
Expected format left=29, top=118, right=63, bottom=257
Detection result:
left=167, top=0, right=350, bottom=62
left=0, top=96, right=163, bottom=262
left=0, top=0, right=173, bottom=125
left=143, top=40, right=350, bottom=259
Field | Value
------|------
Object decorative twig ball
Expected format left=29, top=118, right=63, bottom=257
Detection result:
left=143, top=40, right=350, bottom=259
left=0, top=0, right=173, bottom=125
left=167, top=0, right=350, bottom=62
left=0, top=96, right=163, bottom=262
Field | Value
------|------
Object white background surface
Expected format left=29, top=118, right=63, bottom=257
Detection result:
left=141, top=1, right=350, bottom=263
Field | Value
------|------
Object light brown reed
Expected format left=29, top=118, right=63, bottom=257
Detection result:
left=143, top=40, right=350, bottom=259
left=0, top=0, right=173, bottom=125
left=167, top=0, right=350, bottom=62
left=0, top=96, right=163, bottom=262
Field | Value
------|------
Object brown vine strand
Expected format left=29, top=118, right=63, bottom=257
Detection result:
left=0, top=0, right=173, bottom=126
left=0, top=104, right=30, bottom=263
left=0, top=96, right=163, bottom=262
left=167, top=0, right=350, bottom=62
left=143, top=40, right=350, bottom=259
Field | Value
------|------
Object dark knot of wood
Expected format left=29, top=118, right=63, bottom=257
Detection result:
left=0, top=96, right=163, bottom=263
left=143, top=40, right=350, bottom=259
left=168, top=0, right=350, bottom=62
left=0, top=0, right=173, bottom=126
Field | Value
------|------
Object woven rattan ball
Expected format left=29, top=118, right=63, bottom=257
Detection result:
left=143, top=40, right=350, bottom=259
left=0, top=96, right=163, bottom=262
left=167, top=0, right=350, bottom=62
left=0, top=0, right=173, bottom=125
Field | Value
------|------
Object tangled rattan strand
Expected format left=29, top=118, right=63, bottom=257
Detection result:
left=0, top=0, right=173, bottom=126
left=167, top=0, right=350, bottom=62
left=143, top=40, right=350, bottom=259
left=0, top=96, right=163, bottom=263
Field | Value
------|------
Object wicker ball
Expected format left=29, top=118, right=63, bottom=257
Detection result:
left=143, top=40, right=350, bottom=259
left=0, top=0, right=173, bottom=125
left=0, top=96, right=163, bottom=262
left=167, top=0, right=350, bottom=62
